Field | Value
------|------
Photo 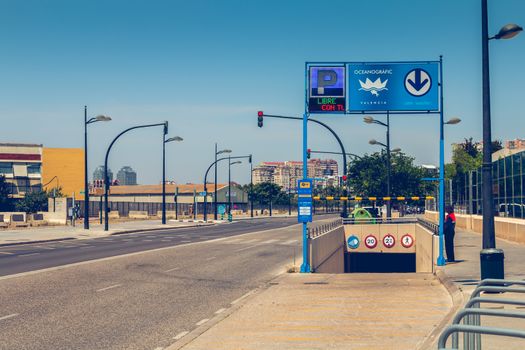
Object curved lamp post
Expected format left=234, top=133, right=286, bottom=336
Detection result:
left=162, top=136, right=183, bottom=224
left=228, top=159, right=242, bottom=215
left=214, top=146, right=232, bottom=220
left=480, top=0, right=522, bottom=278
left=84, top=106, right=111, bottom=229
left=103, top=121, right=168, bottom=231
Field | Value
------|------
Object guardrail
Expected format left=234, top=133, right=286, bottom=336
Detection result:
left=417, top=217, right=439, bottom=235
left=308, top=219, right=342, bottom=238
left=341, top=217, right=417, bottom=225
left=438, top=279, right=525, bottom=349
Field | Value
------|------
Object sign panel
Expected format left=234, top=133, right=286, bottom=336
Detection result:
left=297, top=179, right=313, bottom=223
left=308, top=66, right=346, bottom=113
left=401, top=234, right=414, bottom=248
left=382, top=234, right=396, bottom=248
left=364, top=235, right=378, bottom=249
left=347, top=235, right=360, bottom=249
left=218, top=204, right=226, bottom=215
left=347, top=62, right=438, bottom=112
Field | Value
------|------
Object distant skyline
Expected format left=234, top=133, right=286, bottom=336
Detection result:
left=1, top=0, right=524, bottom=185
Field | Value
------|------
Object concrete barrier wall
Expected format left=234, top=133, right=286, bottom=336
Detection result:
left=415, top=224, right=438, bottom=273
left=309, top=226, right=345, bottom=273
left=425, top=210, right=525, bottom=244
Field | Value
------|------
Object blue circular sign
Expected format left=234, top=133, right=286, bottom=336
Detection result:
left=347, top=235, right=360, bottom=249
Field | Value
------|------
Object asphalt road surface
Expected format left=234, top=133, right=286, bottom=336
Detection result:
left=0, top=216, right=336, bottom=350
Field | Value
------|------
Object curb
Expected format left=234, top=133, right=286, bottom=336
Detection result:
left=0, top=237, right=76, bottom=247
left=108, top=223, right=215, bottom=236
left=416, top=268, right=465, bottom=350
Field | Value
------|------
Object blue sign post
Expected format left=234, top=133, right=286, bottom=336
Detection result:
left=297, top=179, right=313, bottom=223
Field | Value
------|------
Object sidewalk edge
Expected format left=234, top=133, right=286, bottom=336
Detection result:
left=416, top=268, right=464, bottom=350
left=0, top=237, right=76, bottom=247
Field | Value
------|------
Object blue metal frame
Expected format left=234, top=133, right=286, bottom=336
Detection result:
left=437, top=55, right=446, bottom=266
left=304, top=58, right=446, bottom=267
left=301, top=62, right=311, bottom=273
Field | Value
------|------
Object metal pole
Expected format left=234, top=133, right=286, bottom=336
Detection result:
left=228, top=155, right=231, bottom=215
left=84, top=106, right=89, bottom=229
left=250, top=157, right=254, bottom=217
left=386, top=111, right=392, bottom=218
left=175, top=187, right=179, bottom=220
left=99, top=195, right=102, bottom=224
left=481, top=0, right=503, bottom=278
left=437, top=55, right=446, bottom=266
left=162, top=132, right=166, bottom=224
left=300, top=111, right=310, bottom=273
left=214, top=143, right=218, bottom=220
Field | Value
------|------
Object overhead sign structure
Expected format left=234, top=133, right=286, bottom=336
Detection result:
left=297, top=179, right=313, bottom=223
left=348, top=63, right=438, bottom=112
left=382, top=234, right=396, bottom=248
left=308, top=66, right=346, bottom=113
left=306, top=61, right=440, bottom=113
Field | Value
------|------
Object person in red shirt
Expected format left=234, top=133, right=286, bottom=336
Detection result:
left=444, top=206, right=457, bottom=262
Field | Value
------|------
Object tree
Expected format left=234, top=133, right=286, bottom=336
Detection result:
left=348, top=151, right=433, bottom=199
left=0, top=175, right=13, bottom=211
left=15, top=190, right=49, bottom=213
left=492, top=139, right=503, bottom=153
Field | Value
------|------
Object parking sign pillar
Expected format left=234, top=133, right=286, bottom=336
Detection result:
left=300, top=111, right=311, bottom=273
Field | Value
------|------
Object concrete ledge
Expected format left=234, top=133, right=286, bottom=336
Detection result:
left=129, top=211, right=149, bottom=219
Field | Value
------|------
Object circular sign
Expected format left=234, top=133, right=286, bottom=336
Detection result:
left=401, top=234, right=414, bottom=248
left=347, top=235, right=360, bottom=249
left=364, top=235, right=378, bottom=249
left=404, top=68, right=432, bottom=97
left=382, top=234, right=396, bottom=248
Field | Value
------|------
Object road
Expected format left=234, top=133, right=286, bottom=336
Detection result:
left=0, top=216, right=336, bottom=350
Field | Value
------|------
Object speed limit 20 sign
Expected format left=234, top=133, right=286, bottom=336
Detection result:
left=364, top=235, right=378, bottom=249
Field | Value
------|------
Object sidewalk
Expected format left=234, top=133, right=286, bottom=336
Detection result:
left=171, top=273, right=452, bottom=350
left=0, top=219, right=212, bottom=246
left=435, top=228, right=525, bottom=349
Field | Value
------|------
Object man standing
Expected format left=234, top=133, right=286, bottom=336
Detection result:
left=444, top=206, right=457, bottom=263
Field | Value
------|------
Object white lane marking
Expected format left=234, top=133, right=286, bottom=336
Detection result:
left=242, top=239, right=258, bottom=244
left=282, top=239, right=298, bottom=245
left=195, top=318, right=209, bottom=326
left=0, top=313, right=19, bottom=321
left=235, top=244, right=260, bottom=252
left=143, top=239, right=153, bottom=242
left=18, top=253, right=40, bottom=257
left=0, top=252, right=14, bottom=255
left=205, top=256, right=216, bottom=261
left=80, top=246, right=94, bottom=249
left=164, top=267, right=180, bottom=272
left=161, top=239, right=171, bottom=242
left=215, top=308, right=226, bottom=314
left=261, top=239, right=278, bottom=244
left=231, top=290, right=256, bottom=305
left=34, top=245, right=55, bottom=250
left=180, top=240, right=192, bottom=243
left=173, top=331, right=189, bottom=340
left=96, top=284, right=122, bottom=292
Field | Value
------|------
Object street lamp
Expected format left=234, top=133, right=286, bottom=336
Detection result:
left=84, top=106, right=111, bottom=229
left=103, top=121, right=167, bottom=231
left=228, top=158, right=242, bottom=215
left=214, top=145, right=232, bottom=220
left=364, top=114, right=393, bottom=217
left=480, top=0, right=522, bottom=279
left=437, top=115, right=461, bottom=266
left=162, top=135, right=183, bottom=224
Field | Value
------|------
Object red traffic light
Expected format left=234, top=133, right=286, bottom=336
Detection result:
left=342, top=175, right=347, bottom=181
left=257, top=111, right=263, bottom=117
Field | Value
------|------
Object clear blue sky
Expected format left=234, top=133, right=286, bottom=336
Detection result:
left=1, top=0, right=524, bottom=186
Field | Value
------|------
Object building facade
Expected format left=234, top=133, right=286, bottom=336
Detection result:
left=0, top=143, right=42, bottom=198
left=252, top=159, right=339, bottom=191
left=116, top=166, right=137, bottom=186
left=93, top=165, right=113, bottom=183
left=42, top=148, right=84, bottom=199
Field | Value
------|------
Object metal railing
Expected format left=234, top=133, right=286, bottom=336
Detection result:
left=308, top=219, right=342, bottom=239
left=438, top=279, right=525, bottom=349
left=341, top=217, right=417, bottom=225
left=417, top=217, right=439, bottom=235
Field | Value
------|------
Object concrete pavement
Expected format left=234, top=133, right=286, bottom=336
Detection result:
left=172, top=273, right=451, bottom=350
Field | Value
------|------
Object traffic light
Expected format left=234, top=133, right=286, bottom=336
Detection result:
left=257, top=111, right=263, bottom=127
left=307, top=148, right=311, bottom=159
left=342, top=175, right=347, bottom=182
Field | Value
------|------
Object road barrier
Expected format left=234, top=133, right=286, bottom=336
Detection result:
left=438, top=279, right=525, bottom=349
left=313, top=195, right=434, bottom=201
left=308, top=220, right=345, bottom=273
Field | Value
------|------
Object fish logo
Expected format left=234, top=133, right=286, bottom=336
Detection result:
left=358, top=78, right=388, bottom=97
